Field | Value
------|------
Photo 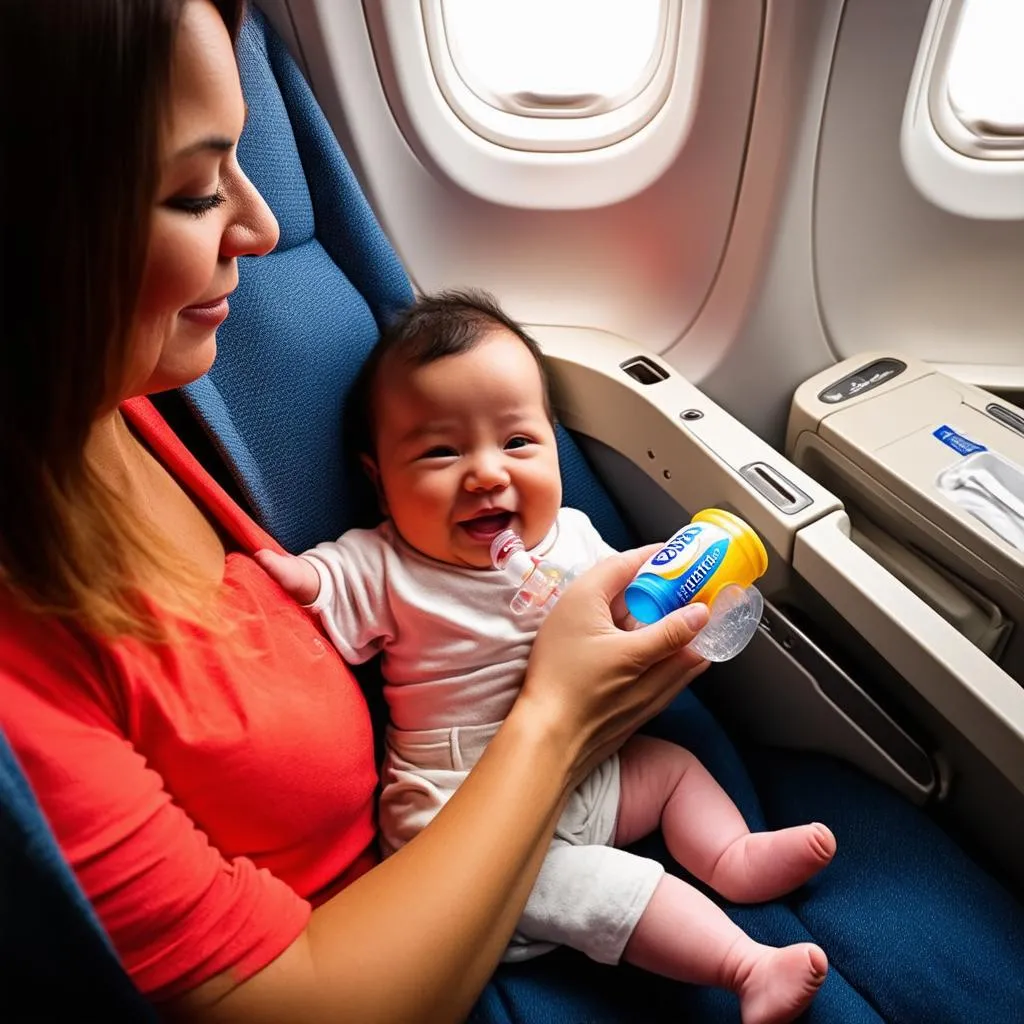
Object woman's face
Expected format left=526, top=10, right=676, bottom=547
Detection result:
left=125, top=0, right=279, bottom=398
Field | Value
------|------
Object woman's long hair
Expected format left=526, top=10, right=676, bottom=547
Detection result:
left=0, top=0, right=245, bottom=638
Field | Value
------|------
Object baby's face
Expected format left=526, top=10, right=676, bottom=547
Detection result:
left=369, top=329, right=562, bottom=568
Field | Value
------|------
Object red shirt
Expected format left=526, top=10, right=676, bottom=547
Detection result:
left=0, top=398, right=378, bottom=1000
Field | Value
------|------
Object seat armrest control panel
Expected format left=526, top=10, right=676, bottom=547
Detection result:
left=532, top=324, right=842, bottom=564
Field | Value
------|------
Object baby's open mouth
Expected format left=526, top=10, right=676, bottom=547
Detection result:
left=459, top=511, right=514, bottom=541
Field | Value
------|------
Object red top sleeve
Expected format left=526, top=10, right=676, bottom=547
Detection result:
left=0, top=399, right=378, bottom=1000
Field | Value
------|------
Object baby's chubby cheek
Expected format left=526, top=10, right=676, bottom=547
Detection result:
left=520, top=507, right=561, bottom=550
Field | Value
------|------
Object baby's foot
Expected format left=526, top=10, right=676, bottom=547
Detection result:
left=711, top=823, right=836, bottom=903
left=737, top=943, right=828, bottom=1024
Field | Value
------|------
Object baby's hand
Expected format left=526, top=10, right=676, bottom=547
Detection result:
left=254, top=549, right=321, bottom=606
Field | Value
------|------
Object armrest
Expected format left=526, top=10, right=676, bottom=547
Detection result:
left=794, top=511, right=1024, bottom=794
left=532, top=324, right=841, bottom=561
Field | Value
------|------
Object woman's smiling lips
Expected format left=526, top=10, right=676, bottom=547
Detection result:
left=180, top=293, right=231, bottom=328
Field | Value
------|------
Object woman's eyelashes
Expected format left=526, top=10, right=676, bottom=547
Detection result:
left=167, top=189, right=226, bottom=217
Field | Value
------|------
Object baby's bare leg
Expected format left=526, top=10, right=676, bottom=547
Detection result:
left=615, top=735, right=835, bottom=903
left=624, top=877, right=828, bottom=1024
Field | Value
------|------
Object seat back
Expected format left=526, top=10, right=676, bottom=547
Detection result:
left=0, top=732, right=156, bottom=1020
left=178, top=7, right=412, bottom=553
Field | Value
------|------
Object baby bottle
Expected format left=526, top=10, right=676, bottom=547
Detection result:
left=490, top=530, right=575, bottom=614
left=624, top=509, right=768, bottom=662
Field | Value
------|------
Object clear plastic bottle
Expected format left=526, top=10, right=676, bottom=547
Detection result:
left=490, top=530, right=575, bottom=614
left=624, top=509, right=768, bottom=662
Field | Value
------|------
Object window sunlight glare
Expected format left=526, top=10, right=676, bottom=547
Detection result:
left=946, top=0, right=1024, bottom=135
left=442, top=0, right=665, bottom=108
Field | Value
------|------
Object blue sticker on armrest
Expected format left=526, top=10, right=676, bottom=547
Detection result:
left=933, top=425, right=987, bottom=456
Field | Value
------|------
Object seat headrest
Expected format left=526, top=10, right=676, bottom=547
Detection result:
left=181, top=7, right=413, bottom=552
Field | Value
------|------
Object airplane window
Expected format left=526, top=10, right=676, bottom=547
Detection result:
left=361, top=0, right=729, bottom=209
left=901, top=0, right=1024, bottom=218
left=418, top=0, right=682, bottom=154
left=440, top=0, right=665, bottom=118
left=943, top=0, right=1024, bottom=154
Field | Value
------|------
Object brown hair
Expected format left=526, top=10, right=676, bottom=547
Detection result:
left=0, top=0, right=246, bottom=638
left=349, top=288, right=555, bottom=458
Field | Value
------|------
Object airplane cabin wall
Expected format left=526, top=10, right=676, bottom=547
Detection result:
left=265, top=1, right=762, bottom=355
left=258, top=0, right=1024, bottom=451
left=814, top=1, right=1024, bottom=398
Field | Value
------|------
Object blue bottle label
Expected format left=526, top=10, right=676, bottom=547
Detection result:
left=635, top=525, right=731, bottom=609
left=668, top=538, right=729, bottom=604
left=651, top=525, right=703, bottom=567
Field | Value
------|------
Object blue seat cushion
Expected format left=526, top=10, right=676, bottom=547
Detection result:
left=472, top=691, right=1024, bottom=1023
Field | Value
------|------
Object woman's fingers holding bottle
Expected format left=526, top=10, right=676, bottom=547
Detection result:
left=536, top=544, right=711, bottom=661
left=536, top=546, right=660, bottom=643
left=522, top=548, right=711, bottom=768
left=608, top=544, right=661, bottom=624
left=586, top=544, right=713, bottom=657
left=615, top=596, right=711, bottom=725
left=625, top=601, right=710, bottom=664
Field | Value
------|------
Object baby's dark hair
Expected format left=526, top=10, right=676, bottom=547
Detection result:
left=348, top=289, right=554, bottom=457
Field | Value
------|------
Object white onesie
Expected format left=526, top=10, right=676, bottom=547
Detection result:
left=303, top=507, right=665, bottom=963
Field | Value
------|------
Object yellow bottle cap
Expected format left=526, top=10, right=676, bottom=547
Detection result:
left=691, top=508, right=768, bottom=584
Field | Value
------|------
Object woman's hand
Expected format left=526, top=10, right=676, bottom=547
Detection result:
left=517, top=545, right=711, bottom=787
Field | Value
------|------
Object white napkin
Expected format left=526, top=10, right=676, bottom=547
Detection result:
left=937, top=451, right=1024, bottom=552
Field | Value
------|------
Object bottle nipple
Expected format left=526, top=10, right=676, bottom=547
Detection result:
left=490, top=530, right=525, bottom=571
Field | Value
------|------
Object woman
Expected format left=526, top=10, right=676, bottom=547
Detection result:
left=3, top=3, right=1024, bottom=1023
left=0, top=1, right=711, bottom=1019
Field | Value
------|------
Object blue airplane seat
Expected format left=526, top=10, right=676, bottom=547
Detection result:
left=0, top=730, right=156, bottom=1021
left=3, top=7, right=1023, bottom=1022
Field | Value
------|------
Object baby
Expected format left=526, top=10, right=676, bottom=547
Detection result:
left=258, top=290, right=836, bottom=1024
